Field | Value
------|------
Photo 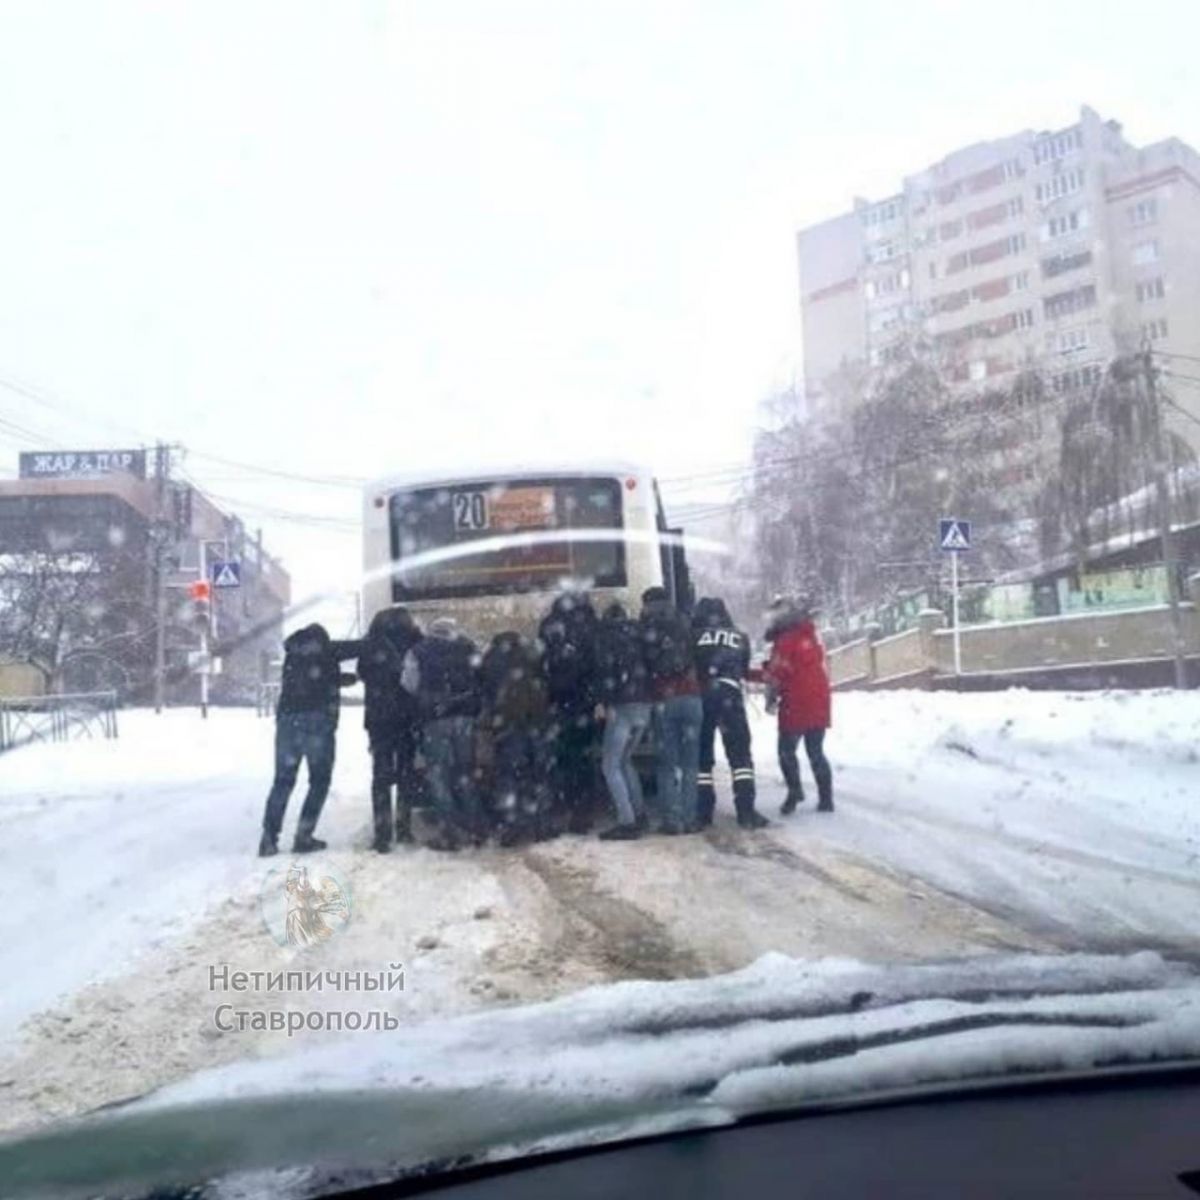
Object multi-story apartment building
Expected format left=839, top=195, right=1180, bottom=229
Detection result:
left=798, top=107, right=1200, bottom=475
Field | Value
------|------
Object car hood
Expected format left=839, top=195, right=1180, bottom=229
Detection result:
left=4, top=951, right=1200, bottom=1199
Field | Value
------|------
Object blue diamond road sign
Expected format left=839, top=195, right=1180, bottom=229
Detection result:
left=939, top=519, right=971, bottom=552
left=210, top=560, right=242, bottom=588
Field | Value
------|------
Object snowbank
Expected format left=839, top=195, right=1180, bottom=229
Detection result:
left=6, top=951, right=1198, bottom=1200
left=0, top=709, right=370, bottom=1039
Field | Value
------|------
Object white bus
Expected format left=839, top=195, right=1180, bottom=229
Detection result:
left=361, top=462, right=694, bottom=639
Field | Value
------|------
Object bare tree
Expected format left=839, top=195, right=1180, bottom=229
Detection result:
left=749, top=357, right=1017, bottom=625
left=0, top=549, right=155, bottom=693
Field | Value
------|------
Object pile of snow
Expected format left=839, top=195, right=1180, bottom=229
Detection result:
left=9, top=951, right=1195, bottom=1200
left=139, top=949, right=1199, bottom=1114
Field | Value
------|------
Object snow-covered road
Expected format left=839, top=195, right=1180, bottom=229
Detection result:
left=0, top=689, right=1197, bottom=1133
left=770, top=690, right=1200, bottom=955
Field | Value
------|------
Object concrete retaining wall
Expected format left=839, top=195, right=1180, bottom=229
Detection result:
left=827, top=581, right=1200, bottom=691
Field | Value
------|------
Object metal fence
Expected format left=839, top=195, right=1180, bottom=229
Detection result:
left=256, top=681, right=281, bottom=718
left=0, top=691, right=119, bottom=753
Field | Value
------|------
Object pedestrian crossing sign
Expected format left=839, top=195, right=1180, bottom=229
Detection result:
left=939, top=519, right=971, bottom=552
left=210, top=560, right=242, bottom=588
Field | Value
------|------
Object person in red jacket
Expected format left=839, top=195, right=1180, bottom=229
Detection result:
left=762, top=596, right=833, bottom=815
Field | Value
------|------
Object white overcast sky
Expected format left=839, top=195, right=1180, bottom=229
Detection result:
left=1, top=0, right=1198, bottom=626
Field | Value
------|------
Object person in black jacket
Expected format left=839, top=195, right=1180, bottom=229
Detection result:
left=537, top=591, right=600, bottom=833
left=259, top=623, right=361, bottom=857
left=479, top=631, right=554, bottom=846
left=594, top=602, right=652, bottom=840
left=357, top=606, right=423, bottom=853
left=402, top=616, right=482, bottom=850
left=692, top=597, right=768, bottom=830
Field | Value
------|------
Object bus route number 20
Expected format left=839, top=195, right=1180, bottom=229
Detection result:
left=453, top=490, right=489, bottom=532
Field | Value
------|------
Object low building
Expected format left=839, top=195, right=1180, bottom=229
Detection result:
left=0, top=448, right=291, bottom=704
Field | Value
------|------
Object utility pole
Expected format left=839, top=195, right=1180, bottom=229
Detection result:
left=198, top=544, right=210, bottom=720
left=153, top=442, right=169, bottom=714
left=1143, top=349, right=1188, bottom=689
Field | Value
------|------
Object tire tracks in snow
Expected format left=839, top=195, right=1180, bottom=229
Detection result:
left=702, top=826, right=871, bottom=903
left=508, top=847, right=710, bottom=982
left=828, top=789, right=1200, bottom=960
left=845, top=790, right=1200, bottom=893
left=704, top=823, right=1040, bottom=955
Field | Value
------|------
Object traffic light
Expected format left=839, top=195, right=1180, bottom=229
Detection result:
left=189, top=579, right=212, bottom=629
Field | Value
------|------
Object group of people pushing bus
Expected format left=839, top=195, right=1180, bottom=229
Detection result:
left=257, top=588, right=833, bottom=857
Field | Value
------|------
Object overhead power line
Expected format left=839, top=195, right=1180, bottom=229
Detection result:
left=0, top=413, right=60, bottom=449
left=185, top=448, right=365, bottom=489
left=179, top=469, right=358, bottom=531
left=0, top=370, right=150, bottom=445
left=1159, top=390, right=1200, bottom=432
left=1152, top=348, right=1200, bottom=367
left=0, top=363, right=368, bottom=490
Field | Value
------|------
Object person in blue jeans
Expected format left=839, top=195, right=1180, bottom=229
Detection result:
left=402, top=617, right=483, bottom=850
left=593, top=603, right=653, bottom=840
left=259, top=623, right=361, bottom=857
left=639, top=587, right=703, bottom=834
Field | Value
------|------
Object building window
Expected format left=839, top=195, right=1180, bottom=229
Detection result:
left=1013, top=308, right=1035, bottom=330
left=1007, top=195, right=1025, bottom=217
left=1002, top=158, right=1023, bottom=180
left=1044, top=283, right=1098, bottom=319
left=1035, top=168, right=1085, bottom=204
left=1136, top=277, right=1166, bottom=302
left=1042, top=249, right=1093, bottom=278
left=1051, top=327, right=1090, bottom=354
left=935, top=288, right=970, bottom=313
left=1132, top=239, right=1160, bottom=265
left=1142, top=318, right=1169, bottom=341
left=861, top=198, right=904, bottom=228
left=1051, top=362, right=1103, bottom=394
left=1012, top=270, right=1030, bottom=291
left=868, top=269, right=910, bottom=300
left=1005, top=233, right=1027, bottom=255
left=1128, top=198, right=1158, bottom=226
left=1043, top=208, right=1089, bottom=240
left=1033, top=127, right=1084, bottom=165
left=880, top=240, right=906, bottom=262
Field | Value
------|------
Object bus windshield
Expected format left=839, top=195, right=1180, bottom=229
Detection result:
left=389, top=476, right=626, bottom=600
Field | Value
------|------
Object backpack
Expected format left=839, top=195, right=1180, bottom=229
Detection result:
left=642, top=610, right=693, bottom=682
left=484, top=635, right=549, bottom=728
left=538, top=602, right=596, bottom=708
